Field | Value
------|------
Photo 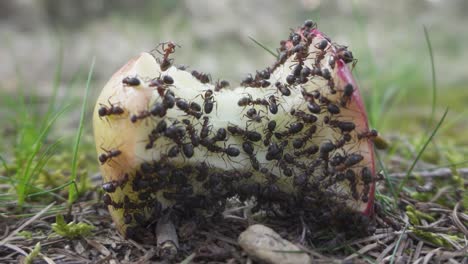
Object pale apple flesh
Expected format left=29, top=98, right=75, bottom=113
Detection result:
left=93, top=23, right=376, bottom=238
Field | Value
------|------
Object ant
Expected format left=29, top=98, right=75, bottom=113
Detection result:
left=290, top=109, right=317, bottom=123
left=164, top=122, right=186, bottom=145
left=155, top=42, right=180, bottom=71
left=292, top=125, right=317, bottom=149
left=156, top=41, right=179, bottom=58
left=357, top=129, right=378, bottom=140
left=275, top=82, right=291, bottom=96
left=294, top=144, right=319, bottom=157
left=329, top=120, right=356, bottom=133
left=315, top=39, right=329, bottom=51
left=175, top=98, right=203, bottom=119
left=237, top=94, right=270, bottom=110
left=200, top=116, right=212, bottom=139
left=227, top=124, right=262, bottom=142
left=301, top=89, right=321, bottom=114
left=99, top=147, right=122, bottom=165
left=265, top=141, right=287, bottom=161
left=149, top=74, right=174, bottom=97
left=212, top=128, right=228, bottom=142
left=335, top=45, right=355, bottom=64
left=361, top=166, right=373, bottom=185
left=340, top=83, right=354, bottom=107
left=199, top=89, right=216, bottom=114
left=215, top=80, right=230, bottom=91
left=122, top=76, right=141, bottom=86
left=241, top=74, right=254, bottom=87
left=303, top=20, right=316, bottom=29
left=182, top=119, right=200, bottom=147
left=150, top=102, right=167, bottom=118
left=146, top=119, right=167, bottom=149
left=274, top=122, right=304, bottom=139
left=191, top=70, right=211, bottom=84
left=263, top=120, right=276, bottom=146
left=268, top=95, right=279, bottom=114
left=98, top=100, right=124, bottom=118
left=242, top=141, right=260, bottom=171
left=102, top=174, right=129, bottom=193
left=244, top=108, right=267, bottom=124
left=130, top=110, right=151, bottom=123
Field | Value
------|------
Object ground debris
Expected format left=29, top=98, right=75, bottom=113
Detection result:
left=238, top=224, right=311, bottom=264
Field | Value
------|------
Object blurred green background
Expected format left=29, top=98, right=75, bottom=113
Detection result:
left=0, top=0, right=467, bottom=164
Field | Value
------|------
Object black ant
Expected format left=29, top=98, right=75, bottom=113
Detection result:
left=340, top=83, right=354, bottom=106
left=99, top=147, right=122, bottom=165
left=212, top=127, right=228, bottom=142
left=227, top=124, right=262, bottom=142
left=265, top=141, right=287, bottom=161
left=130, top=110, right=151, bottom=123
left=315, top=39, right=329, bottom=51
left=335, top=45, right=355, bottom=65
left=98, top=100, right=124, bottom=118
left=224, top=144, right=240, bottom=157
left=175, top=98, right=202, bottom=119
left=241, top=74, right=254, bottom=87
left=237, top=94, right=269, bottom=109
left=164, top=122, right=186, bottom=145
left=242, top=141, right=260, bottom=171
left=263, top=120, right=276, bottom=146
left=291, top=125, right=317, bottom=149
left=303, top=20, right=316, bottom=29
left=122, top=76, right=141, bottom=86
left=329, top=120, right=356, bottom=133
left=182, top=143, right=195, bottom=158
left=199, top=117, right=213, bottom=140
left=214, top=80, right=230, bottom=91
left=301, top=89, right=321, bottom=114
left=290, top=109, right=317, bottom=123
left=275, top=82, right=291, bottom=96
left=361, top=166, right=373, bottom=185
left=146, top=119, right=167, bottom=149
left=149, top=74, right=174, bottom=97
left=294, top=144, right=319, bottom=157
left=150, top=102, right=167, bottom=118
left=200, top=89, right=216, bottom=114
left=274, top=122, right=304, bottom=139
left=167, top=145, right=180, bottom=158
left=182, top=119, right=200, bottom=147
left=244, top=108, right=266, bottom=124
left=191, top=70, right=211, bottom=84
left=162, top=89, right=176, bottom=109
left=268, top=95, right=279, bottom=114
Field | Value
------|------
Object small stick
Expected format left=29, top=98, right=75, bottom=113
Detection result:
left=156, top=211, right=179, bottom=260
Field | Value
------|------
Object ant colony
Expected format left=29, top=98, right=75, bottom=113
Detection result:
left=93, top=20, right=377, bottom=239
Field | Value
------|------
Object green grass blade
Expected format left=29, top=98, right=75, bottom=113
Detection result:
left=0, top=154, right=9, bottom=175
left=375, top=149, right=397, bottom=208
left=16, top=105, right=69, bottom=207
left=389, top=222, right=409, bottom=264
left=28, top=180, right=77, bottom=199
left=423, top=25, right=436, bottom=127
left=397, top=108, right=449, bottom=194
left=248, top=36, right=277, bottom=58
left=68, top=57, right=95, bottom=204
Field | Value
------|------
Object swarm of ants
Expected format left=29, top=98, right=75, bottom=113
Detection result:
left=93, top=19, right=378, bottom=241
